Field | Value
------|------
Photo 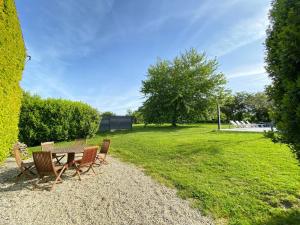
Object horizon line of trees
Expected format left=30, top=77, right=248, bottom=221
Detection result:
left=125, top=91, right=272, bottom=125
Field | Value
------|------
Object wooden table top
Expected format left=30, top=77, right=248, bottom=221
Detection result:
left=50, top=145, right=85, bottom=154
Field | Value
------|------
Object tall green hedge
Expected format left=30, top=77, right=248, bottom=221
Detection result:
left=0, top=0, right=26, bottom=162
left=19, top=92, right=101, bottom=146
left=266, top=0, right=300, bottom=160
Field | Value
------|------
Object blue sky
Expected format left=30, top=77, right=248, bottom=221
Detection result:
left=16, top=0, right=271, bottom=114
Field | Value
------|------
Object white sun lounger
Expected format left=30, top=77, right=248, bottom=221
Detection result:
left=229, top=120, right=238, bottom=127
left=235, top=121, right=245, bottom=128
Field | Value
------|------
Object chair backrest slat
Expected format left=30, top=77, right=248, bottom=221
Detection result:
left=100, top=139, right=110, bottom=154
left=33, top=151, right=56, bottom=176
left=80, top=146, right=98, bottom=166
left=41, top=142, right=55, bottom=151
left=74, top=139, right=86, bottom=146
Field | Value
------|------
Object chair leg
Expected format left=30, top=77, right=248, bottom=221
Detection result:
left=94, top=158, right=101, bottom=166
left=90, top=165, right=96, bottom=175
left=51, top=166, right=66, bottom=191
left=102, top=159, right=109, bottom=165
left=86, top=164, right=92, bottom=173
left=102, top=155, right=109, bottom=165
left=29, top=169, right=36, bottom=176
left=16, top=168, right=33, bottom=182
left=72, top=164, right=82, bottom=180
left=24, top=168, right=35, bottom=178
left=15, top=171, right=23, bottom=182
left=33, top=177, right=43, bottom=190
left=76, top=170, right=81, bottom=181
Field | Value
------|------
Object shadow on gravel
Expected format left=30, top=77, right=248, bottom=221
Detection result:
left=0, top=166, right=72, bottom=192
left=0, top=167, right=37, bottom=192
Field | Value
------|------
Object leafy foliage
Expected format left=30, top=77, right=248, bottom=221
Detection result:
left=101, top=111, right=116, bottom=117
left=19, top=92, right=100, bottom=146
left=126, top=109, right=144, bottom=124
left=0, top=0, right=26, bottom=162
left=140, top=49, right=227, bottom=126
left=265, top=0, right=300, bottom=159
left=222, top=92, right=272, bottom=122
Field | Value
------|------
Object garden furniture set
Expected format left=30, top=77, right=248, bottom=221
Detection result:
left=12, top=139, right=111, bottom=191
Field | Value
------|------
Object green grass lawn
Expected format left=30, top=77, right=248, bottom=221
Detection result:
left=30, top=124, right=300, bottom=225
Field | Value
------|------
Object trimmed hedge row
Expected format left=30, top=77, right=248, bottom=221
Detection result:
left=0, top=0, right=26, bottom=162
left=19, top=92, right=101, bottom=146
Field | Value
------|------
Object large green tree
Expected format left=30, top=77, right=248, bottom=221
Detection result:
left=140, top=49, right=227, bottom=126
left=265, top=0, right=300, bottom=159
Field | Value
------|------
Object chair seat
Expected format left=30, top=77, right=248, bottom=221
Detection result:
left=74, top=159, right=90, bottom=167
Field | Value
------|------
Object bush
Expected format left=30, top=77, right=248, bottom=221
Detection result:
left=19, top=92, right=100, bottom=146
left=0, top=0, right=26, bottom=162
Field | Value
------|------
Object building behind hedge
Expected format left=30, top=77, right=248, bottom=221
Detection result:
left=0, top=0, right=26, bottom=162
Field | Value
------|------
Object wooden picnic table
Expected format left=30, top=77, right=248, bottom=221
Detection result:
left=50, top=145, right=85, bottom=167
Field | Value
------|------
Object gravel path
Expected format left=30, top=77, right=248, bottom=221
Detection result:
left=0, top=156, right=213, bottom=225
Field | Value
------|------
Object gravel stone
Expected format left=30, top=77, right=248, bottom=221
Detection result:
left=0, top=156, right=214, bottom=225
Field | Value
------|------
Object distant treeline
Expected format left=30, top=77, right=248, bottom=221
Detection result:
left=127, top=91, right=272, bottom=125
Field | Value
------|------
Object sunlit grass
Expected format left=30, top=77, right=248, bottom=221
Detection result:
left=29, top=124, right=300, bottom=225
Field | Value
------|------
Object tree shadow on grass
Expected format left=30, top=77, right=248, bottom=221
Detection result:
left=97, top=124, right=201, bottom=137
left=174, top=135, right=264, bottom=158
left=173, top=144, right=221, bottom=158
left=255, top=210, right=300, bottom=225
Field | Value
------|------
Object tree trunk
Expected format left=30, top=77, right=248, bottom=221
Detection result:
left=172, top=105, right=177, bottom=127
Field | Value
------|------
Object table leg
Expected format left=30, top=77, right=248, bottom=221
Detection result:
left=67, top=153, right=75, bottom=167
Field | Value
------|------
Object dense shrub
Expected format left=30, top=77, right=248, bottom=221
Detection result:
left=265, top=0, right=300, bottom=159
left=0, top=0, right=26, bottom=162
left=19, top=92, right=100, bottom=146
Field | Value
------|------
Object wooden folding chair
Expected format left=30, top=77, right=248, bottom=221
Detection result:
left=33, top=151, right=67, bottom=191
left=72, top=146, right=98, bottom=181
left=74, top=138, right=86, bottom=159
left=95, top=139, right=110, bottom=165
left=41, top=141, right=65, bottom=165
left=74, top=138, right=87, bottom=146
left=13, top=144, right=36, bottom=181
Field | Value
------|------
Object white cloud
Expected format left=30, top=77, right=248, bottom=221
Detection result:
left=225, top=63, right=266, bottom=79
left=181, top=0, right=241, bottom=47
left=208, top=6, right=270, bottom=57
left=37, top=0, right=116, bottom=59
left=21, top=45, right=75, bottom=100
left=225, top=62, right=271, bottom=92
left=77, top=86, right=143, bottom=114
